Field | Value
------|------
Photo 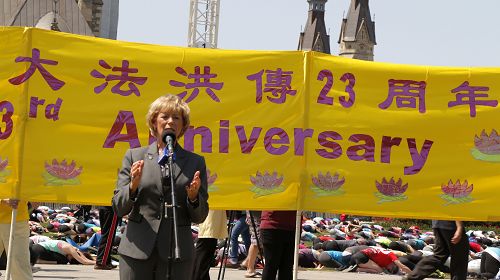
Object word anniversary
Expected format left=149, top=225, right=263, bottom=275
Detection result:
left=104, top=114, right=433, bottom=176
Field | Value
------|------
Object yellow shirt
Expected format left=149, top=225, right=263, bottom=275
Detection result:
left=0, top=201, right=29, bottom=223
left=197, top=210, right=228, bottom=239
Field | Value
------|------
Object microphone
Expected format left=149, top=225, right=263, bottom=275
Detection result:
left=158, top=130, right=176, bottom=166
left=162, top=130, right=176, bottom=155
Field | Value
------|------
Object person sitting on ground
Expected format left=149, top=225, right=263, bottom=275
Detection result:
left=480, top=245, right=500, bottom=279
left=31, top=239, right=96, bottom=265
left=318, top=249, right=351, bottom=270
left=28, top=221, right=47, bottom=235
left=406, top=238, right=427, bottom=251
left=321, top=238, right=375, bottom=252
left=389, top=241, right=415, bottom=254
left=298, top=248, right=321, bottom=269
left=65, top=233, right=102, bottom=252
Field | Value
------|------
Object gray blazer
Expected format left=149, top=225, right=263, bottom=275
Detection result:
left=112, top=142, right=209, bottom=264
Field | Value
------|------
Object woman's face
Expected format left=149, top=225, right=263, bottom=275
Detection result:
left=154, top=110, right=184, bottom=142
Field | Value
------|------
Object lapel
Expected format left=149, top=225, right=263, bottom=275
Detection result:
left=145, top=142, right=163, bottom=195
left=173, top=144, right=188, bottom=182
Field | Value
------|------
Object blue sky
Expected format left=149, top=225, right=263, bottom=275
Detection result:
left=118, top=0, right=500, bottom=67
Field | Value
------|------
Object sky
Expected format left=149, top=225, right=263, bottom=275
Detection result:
left=117, top=0, right=500, bottom=67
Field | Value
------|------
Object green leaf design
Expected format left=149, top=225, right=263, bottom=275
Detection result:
left=42, top=171, right=80, bottom=186
left=250, top=185, right=286, bottom=198
left=374, top=192, right=407, bottom=204
left=310, top=186, right=345, bottom=197
left=208, top=185, right=218, bottom=193
left=471, top=148, right=500, bottom=162
left=0, top=170, right=11, bottom=183
left=440, top=194, right=473, bottom=206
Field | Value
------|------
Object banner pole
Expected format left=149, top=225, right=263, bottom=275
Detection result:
left=293, top=210, right=301, bottom=280
left=5, top=208, right=17, bottom=280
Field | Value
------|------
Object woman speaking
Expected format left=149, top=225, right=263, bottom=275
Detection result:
left=113, top=94, right=209, bottom=280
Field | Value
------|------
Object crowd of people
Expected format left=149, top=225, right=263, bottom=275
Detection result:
left=2, top=204, right=500, bottom=279
left=195, top=212, right=500, bottom=279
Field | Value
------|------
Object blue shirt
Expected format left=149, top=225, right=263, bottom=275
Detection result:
left=325, top=250, right=348, bottom=266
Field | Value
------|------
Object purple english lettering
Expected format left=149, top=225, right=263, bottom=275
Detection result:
left=264, top=128, right=290, bottom=155
left=346, top=134, right=375, bottom=162
left=45, top=98, right=63, bottom=121
left=236, top=126, right=262, bottom=154
left=404, top=138, right=433, bottom=175
left=294, top=128, right=314, bottom=155
left=29, top=96, right=45, bottom=118
left=380, top=136, right=402, bottom=163
left=219, top=120, right=229, bottom=153
left=102, top=110, right=140, bottom=148
left=315, top=131, right=342, bottom=159
left=183, top=126, right=213, bottom=153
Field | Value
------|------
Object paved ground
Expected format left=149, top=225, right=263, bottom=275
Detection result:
left=0, top=265, right=403, bottom=280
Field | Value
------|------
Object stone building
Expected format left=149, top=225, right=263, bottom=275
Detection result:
left=299, top=0, right=376, bottom=61
left=298, top=0, right=331, bottom=54
left=338, top=0, right=376, bottom=61
left=0, top=0, right=119, bottom=39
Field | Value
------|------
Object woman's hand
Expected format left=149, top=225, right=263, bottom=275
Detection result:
left=186, top=171, right=201, bottom=202
left=129, top=160, right=144, bottom=194
left=451, top=221, right=464, bottom=244
left=451, top=230, right=462, bottom=244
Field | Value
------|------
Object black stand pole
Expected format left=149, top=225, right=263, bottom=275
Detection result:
left=164, top=154, right=180, bottom=280
left=217, top=210, right=235, bottom=280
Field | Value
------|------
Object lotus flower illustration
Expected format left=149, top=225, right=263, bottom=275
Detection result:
left=440, top=179, right=473, bottom=205
left=207, top=169, right=218, bottom=192
left=0, top=157, right=11, bottom=183
left=42, top=159, right=83, bottom=186
left=310, top=171, right=345, bottom=197
left=471, top=129, right=500, bottom=162
left=374, top=177, right=408, bottom=203
left=249, top=171, right=285, bottom=198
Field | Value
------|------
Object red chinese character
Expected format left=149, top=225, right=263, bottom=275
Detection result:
left=247, top=68, right=297, bottom=104
left=448, top=81, right=498, bottom=117
left=379, top=79, right=427, bottom=113
left=169, top=66, right=223, bottom=103
left=9, top=48, right=65, bottom=91
left=90, top=60, right=147, bottom=96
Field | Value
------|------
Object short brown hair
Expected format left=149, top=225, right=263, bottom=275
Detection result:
left=146, top=94, right=190, bottom=138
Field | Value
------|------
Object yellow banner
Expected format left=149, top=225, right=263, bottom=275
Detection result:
left=1, top=27, right=499, bottom=221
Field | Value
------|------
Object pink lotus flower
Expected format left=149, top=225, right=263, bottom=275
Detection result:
left=375, top=177, right=408, bottom=196
left=45, top=159, right=83, bottom=180
left=475, top=129, right=500, bottom=155
left=312, top=172, right=345, bottom=191
left=442, top=179, right=473, bottom=198
left=207, top=169, right=217, bottom=186
left=0, top=157, right=8, bottom=171
left=250, top=171, right=283, bottom=189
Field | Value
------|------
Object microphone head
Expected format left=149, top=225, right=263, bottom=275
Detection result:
left=161, top=129, right=176, bottom=145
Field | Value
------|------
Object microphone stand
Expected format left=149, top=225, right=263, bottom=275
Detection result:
left=163, top=149, right=180, bottom=280
left=218, top=210, right=235, bottom=280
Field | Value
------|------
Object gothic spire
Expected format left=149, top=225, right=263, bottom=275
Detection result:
left=298, top=0, right=331, bottom=54
left=338, top=0, right=376, bottom=60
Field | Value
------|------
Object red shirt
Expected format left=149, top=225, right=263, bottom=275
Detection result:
left=361, top=247, right=398, bottom=268
left=319, top=235, right=334, bottom=242
left=469, top=242, right=482, bottom=252
left=260, top=211, right=296, bottom=231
